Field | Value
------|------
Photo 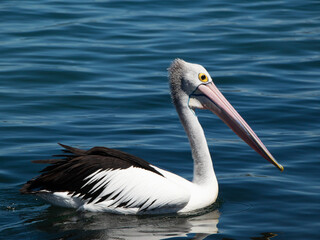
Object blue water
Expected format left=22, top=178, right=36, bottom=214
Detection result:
left=1, top=0, right=319, bottom=239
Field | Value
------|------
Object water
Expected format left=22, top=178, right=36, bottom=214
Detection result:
left=1, top=0, right=319, bottom=239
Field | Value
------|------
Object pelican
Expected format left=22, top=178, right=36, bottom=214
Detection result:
left=20, top=59, right=283, bottom=214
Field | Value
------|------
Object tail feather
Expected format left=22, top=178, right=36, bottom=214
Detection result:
left=32, top=159, right=62, bottom=164
left=20, top=179, right=37, bottom=194
left=20, top=143, right=84, bottom=194
left=58, top=143, right=86, bottom=156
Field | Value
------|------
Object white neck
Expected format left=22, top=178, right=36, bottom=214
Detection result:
left=174, top=96, right=217, bottom=186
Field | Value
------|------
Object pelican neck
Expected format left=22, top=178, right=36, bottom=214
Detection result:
left=173, top=97, right=216, bottom=186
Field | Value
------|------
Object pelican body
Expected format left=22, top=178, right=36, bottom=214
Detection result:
left=21, top=59, right=283, bottom=214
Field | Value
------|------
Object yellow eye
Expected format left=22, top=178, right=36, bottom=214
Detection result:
left=198, top=73, right=208, bottom=82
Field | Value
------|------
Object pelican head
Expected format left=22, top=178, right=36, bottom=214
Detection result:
left=169, top=59, right=283, bottom=171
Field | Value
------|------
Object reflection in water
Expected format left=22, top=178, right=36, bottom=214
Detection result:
left=25, top=206, right=220, bottom=239
left=250, top=232, right=278, bottom=240
left=23, top=206, right=279, bottom=240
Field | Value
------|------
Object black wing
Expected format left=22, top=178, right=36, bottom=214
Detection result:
left=20, top=143, right=164, bottom=203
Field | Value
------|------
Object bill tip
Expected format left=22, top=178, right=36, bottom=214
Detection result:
left=278, top=164, right=284, bottom=172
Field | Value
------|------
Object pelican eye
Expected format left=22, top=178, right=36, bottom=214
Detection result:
left=198, top=73, right=208, bottom=82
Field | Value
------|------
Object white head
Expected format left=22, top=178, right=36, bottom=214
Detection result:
left=169, top=59, right=212, bottom=99
left=168, top=59, right=283, bottom=171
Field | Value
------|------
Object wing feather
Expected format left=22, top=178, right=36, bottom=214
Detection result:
left=80, top=167, right=190, bottom=213
left=21, top=144, right=191, bottom=214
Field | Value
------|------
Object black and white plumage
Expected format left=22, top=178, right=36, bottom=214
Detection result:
left=21, top=144, right=191, bottom=214
left=21, top=59, right=283, bottom=214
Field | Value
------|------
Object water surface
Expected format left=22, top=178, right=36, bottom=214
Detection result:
left=1, top=0, right=319, bottom=239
